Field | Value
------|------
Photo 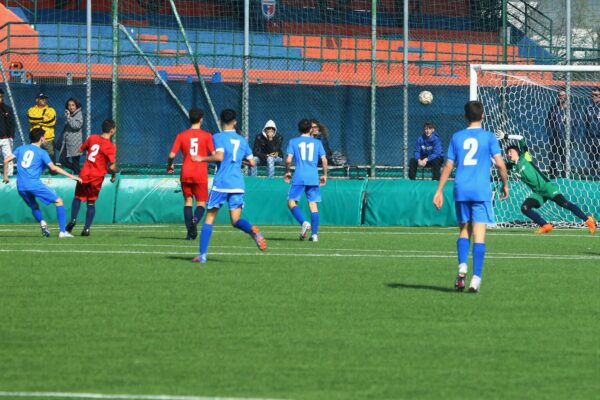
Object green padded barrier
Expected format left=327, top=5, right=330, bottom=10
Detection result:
left=0, top=176, right=117, bottom=224
left=115, top=176, right=367, bottom=225
left=363, top=180, right=457, bottom=226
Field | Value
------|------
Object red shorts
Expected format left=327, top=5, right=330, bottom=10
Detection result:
left=181, top=182, right=208, bottom=201
left=75, top=177, right=104, bottom=202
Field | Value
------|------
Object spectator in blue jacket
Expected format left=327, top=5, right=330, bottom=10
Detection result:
left=408, top=122, right=443, bottom=180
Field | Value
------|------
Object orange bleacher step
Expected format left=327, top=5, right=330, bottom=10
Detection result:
left=136, top=34, right=169, bottom=43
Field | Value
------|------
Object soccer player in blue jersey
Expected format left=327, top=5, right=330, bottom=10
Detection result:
left=191, top=109, right=266, bottom=263
left=284, top=119, right=328, bottom=242
left=433, top=101, right=509, bottom=293
left=2, top=128, right=82, bottom=237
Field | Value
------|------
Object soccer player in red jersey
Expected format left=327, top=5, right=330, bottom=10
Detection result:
left=167, top=108, right=215, bottom=240
left=66, top=119, right=117, bottom=236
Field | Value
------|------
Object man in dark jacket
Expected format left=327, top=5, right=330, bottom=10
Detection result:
left=0, top=88, right=16, bottom=177
left=409, top=121, right=443, bottom=180
left=250, top=119, right=284, bottom=178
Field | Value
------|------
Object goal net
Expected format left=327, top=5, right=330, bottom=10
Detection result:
left=470, top=64, right=600, bottom=227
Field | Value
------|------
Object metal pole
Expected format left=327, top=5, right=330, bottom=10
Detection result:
left=111, top=0, right=119, bottom=137
left=370, top=0, right=377, bottom=177
left=168, top=0, right=219, bottom=129
left=85, top=0, right=92, bottom=137
left=402, top=0, right=409, bottom=178
left=502, top=0, right=507, bottom=64
left=118, top=24, right=189, bottom=118
left=565, top=0, right=572, bottom=178
left=242, top=0, right=250, bottom=140
left=0, top=61, right=25, bottom=143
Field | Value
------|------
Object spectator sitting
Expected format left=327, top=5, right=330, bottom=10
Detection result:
left=409, top=122, right=443, bottom=180
left=310, top=119, right=332, bottom=166
left=250, top=119, right=284, bottom=178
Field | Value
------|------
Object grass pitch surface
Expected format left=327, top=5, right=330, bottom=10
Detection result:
left=0, top=224, right=598, bottom=400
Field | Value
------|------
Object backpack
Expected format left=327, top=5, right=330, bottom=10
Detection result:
left=330, top=151, right=347, bottom=166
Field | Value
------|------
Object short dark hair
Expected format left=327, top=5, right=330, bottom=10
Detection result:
left=65, top=97, right=81, bottom=110
left=423, top=121, right=435, bottom=129
left=189, top=108, right=204, bottom=124
left=29, top=128, right=45, bottom=143
left=220, top=109, right=236, bottom=124
left=102, top=119, right=116, bottom=133
left=506, top=145, right=520, bottom=155
left=298, top=119, right=312, bottom=134
left=592, top=87, right=600, bottom=93
left=464, top=101, right=484, bottom=123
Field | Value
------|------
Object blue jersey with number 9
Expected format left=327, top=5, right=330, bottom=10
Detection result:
left=447, top=127, right=501, bottom=201
left=12, top=144, right=52, bottom=191
left=211, top=130, right=253, bottom=193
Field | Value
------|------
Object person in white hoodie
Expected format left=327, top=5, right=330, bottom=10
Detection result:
left=251, top=119, right=284, bottom=178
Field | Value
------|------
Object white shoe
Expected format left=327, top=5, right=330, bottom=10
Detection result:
left=309, top=234, right=318, bottom=242
left=469, top=275, right=481, bottom=293
left=40, top=221, right=50, bottom=237
left=458, top=263, right=468, bottom=276
left=59, top=231, right=74, bottom=238
left=300, top=221, right=311, bottom=240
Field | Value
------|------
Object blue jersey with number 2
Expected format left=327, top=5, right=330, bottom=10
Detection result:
left=447, top=127, right=501, bottom=202
left=13, top=144, right=52, bottom=191
left=212, top=130, right=252, bottom=193
left=286, top=135, right=325, bottom=186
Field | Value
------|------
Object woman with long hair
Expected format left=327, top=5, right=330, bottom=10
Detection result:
left=60, top=97, right=84, bottom=174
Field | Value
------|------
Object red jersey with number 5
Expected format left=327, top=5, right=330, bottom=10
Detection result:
left=79, top=134, right=117, bottom=181
left=170, top=128, right=214, bottom=183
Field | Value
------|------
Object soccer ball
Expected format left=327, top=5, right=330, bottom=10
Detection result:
left=418, top=90, right=433, bottom=105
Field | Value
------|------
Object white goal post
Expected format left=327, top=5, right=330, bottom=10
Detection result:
left=469, top=64, right=600, bottom=227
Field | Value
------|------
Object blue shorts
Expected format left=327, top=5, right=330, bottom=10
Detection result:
left=18, top=184, right=59, bottom=208
left=288, top=185, right=321, bottom=203
left=455, top=201, right=495, bottom=224
left=207, top=191, right=245, bottom=210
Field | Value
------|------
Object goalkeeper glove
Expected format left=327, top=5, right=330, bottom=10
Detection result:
left=495, top=129, right=505, bottom=140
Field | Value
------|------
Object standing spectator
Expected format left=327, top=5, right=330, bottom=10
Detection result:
left=66, top=119, right=118, bottom=237
left=545, top=88, right=577, bottom=178
left=59, top=98, right=84, bottom=174
left=0, top=88, right=16, bottom=177
left=167, top=108, right=215, bottom=240
left=310, top=119, right=332, bottom=164
left=408, top=122, right=444, bottom=180
left=250, top=119, right=284, bottom=178
left=27, top=93, right=57, bottom=162
left=585, top=87, right=600, bottom=179
left=433, top=101, right=509, bottom=293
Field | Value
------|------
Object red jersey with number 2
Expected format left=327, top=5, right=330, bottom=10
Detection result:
left=170, top=128, right=214, bottom=183
left=79, top=135, right=117, bottom=181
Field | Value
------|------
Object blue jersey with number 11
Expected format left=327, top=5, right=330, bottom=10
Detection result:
left=447, top=127, right=501, bottom=202
left=286, top=135, right=325, bottom=186
left=212, top=130, right=252, bottom=193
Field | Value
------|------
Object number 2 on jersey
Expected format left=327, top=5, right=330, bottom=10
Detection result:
left=299, top=142, right=314, bottom=161
left=87, top=144, right=100, bottom=162
left=463, top=138, right=478, bottom=166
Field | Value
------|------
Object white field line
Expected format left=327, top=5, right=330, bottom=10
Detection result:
left=0, top=391, right=285, bottom=400
left=0, top=248, right=599, bottom=261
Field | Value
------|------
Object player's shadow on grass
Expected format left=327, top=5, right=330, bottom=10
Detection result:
left=138, top=236, right=190, bottom=241
left=386, top=283, right=455, bottom=293
left=165, top=255, right=222, bottom=263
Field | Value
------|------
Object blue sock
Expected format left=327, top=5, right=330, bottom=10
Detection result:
left=194, top=206, right=205, bottom=223
left=311, top=212, right=319, bottom=235
left=84, top=205, right=96, bottom=230
left=184, top=206, right=193, bottom=230
left=56, top=205, right=66, bottom=232
left=31, top=208, right=43, bottom=223
left=472, top=243, right=486, bottom=278
left=290, top=206, right=305, bottom=225
left=70, top=198, right=82, bottom=221
left=457, top=237, right=470, bottom=265
left=234, top=218, right=253, bottom=235
left=199, top=223, right=213, bottom=255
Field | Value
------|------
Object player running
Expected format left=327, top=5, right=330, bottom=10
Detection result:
left=285, top=118, right=328, bottom=242
left=167, top=108, right=215, bottom=240
left=191, top=109, right=266, bottom=263
left=66, top=119, right=117, bottom=236
left=497, top=131, right=596, bottom=234
left=434, top=101, right=509, bottom=293
left=2, top=128, right=81, bottom=237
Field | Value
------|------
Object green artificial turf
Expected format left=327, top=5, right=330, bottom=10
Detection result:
left=0, top=224, right=598, bottom=400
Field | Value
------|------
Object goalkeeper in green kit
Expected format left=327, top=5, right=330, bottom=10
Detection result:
left=497, top=131, right=597, bottom=234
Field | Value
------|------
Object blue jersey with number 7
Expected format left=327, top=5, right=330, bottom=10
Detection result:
left=286, top=135, right=326, bottom=186
left=447, top=127, right=501, bottom=202
left=211, top=130, right=253, bottom=193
